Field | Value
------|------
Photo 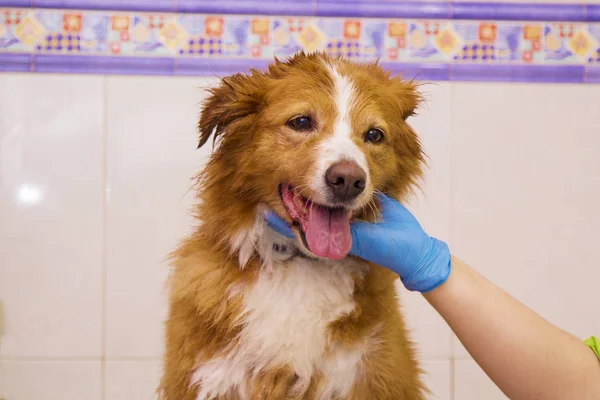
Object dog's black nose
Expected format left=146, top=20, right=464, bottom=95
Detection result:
left=325, top=161, right=366, bottom=202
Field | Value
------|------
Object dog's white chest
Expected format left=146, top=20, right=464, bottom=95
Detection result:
left=191, top=257, right=366, bottom=400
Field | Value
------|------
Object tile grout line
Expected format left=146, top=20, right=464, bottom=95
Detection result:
left=0, top=356, right=162, bottom=362
left=100, top=75, right=109, bottom=400
left=450, top=354, right=456, bottom=400
left=448, top=80, right=456, bottom=400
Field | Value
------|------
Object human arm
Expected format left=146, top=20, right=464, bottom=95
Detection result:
left=265, top=195, right=600, bottom=399
left=426, top=257, right=600, bottom=400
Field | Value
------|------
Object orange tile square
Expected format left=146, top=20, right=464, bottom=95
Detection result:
left=343, top=20, right=361, bottom=39
left=111, top=15, right=129, bottom=32
left=205, top=17, right=223, bottom=36
left=252, top=19, right=270, bottom=35
left=523, top=25, right=542, bottom=41
left=388, top=22, right=407, bottom=38
left=63, top=13, right=82, bottom=32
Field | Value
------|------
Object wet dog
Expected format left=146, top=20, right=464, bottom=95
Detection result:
left=159, top=52, right=427, bottom=400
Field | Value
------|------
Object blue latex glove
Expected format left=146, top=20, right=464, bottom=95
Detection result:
left=264, top=194, right=451, bottom=292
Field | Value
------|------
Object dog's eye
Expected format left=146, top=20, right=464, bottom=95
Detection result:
left=364, top=128, right=384, bottom=144
left=286, top=116, right=313, bottom=132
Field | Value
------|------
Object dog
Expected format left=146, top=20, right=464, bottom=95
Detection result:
left=159, top=52, right=427, bottom=400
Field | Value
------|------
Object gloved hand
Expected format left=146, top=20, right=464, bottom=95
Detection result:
left=264, top=194, right=451, bottom=292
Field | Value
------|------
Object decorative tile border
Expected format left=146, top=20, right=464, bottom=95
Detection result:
left=3, top=1, right=600, bottom=22
left=0, top=5, right=600, bottom=82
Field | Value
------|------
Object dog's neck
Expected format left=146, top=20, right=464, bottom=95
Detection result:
left=265, top=229, right=301, bottom=262
left=229, top=211, right=303, bottom=269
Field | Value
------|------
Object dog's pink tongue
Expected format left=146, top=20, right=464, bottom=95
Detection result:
left=304, top=205, right=351, bottom=260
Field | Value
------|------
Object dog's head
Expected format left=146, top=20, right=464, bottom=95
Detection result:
left=196, top=53, right=424, bottom=263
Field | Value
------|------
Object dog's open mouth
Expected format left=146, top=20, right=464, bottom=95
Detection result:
left=280, top=184, right=353, bottom=261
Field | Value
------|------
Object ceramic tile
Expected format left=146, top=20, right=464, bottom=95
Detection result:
left=105, top=360, right=162, bottom=400
left=407, top=83, right=452, bottom=243
left=383, top=19, right=409, bottom=61
left=456, top=0, right=595, bottom=3
left=421, top=360, right=451, bottom=400
left=36, top=10, right=108, bottom=53
left=0, top=360, right=102, bottom=400
left=320, top=18, right=386, bottom=60
left=587, top=24, right=600, bottom=64
left=0, top=10, right=34, bottom=52
left=408, top=21, right=459, bottom=62
left=0, top=74, right=104, bottom=357
left=544, top=23, right=598, bottom=64
left=451, top=83, right=600, bottom=357
left=453, top=21, right=497, bottom=62
left=2, top=7, right=600, bottom=81
left=454, top=360, right=507, bottom=400
left=2, top=8, right=598, bottom=68
left=221, top=16, right=251, bottom=57
left=271, top=17, right=309, bottom=57
left=105, top=76, right=217, bottom=358
left=394, top=83, right=452, bottom=360
left=398, top=283, right=453, bottom=360
left=497, top=23, right=544, bottom=63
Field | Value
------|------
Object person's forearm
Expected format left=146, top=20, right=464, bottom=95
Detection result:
left=424, top=257, right=600, bottom=400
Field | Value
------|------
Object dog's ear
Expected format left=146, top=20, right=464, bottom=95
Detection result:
left=390, top=77, right=422, bottom=121
left=198, top=72, right=265, bottom=149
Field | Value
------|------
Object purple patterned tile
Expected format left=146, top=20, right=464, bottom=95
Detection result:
left=0, top=0, right=32, bottom=7
left=496, top=24, right=519, bottom=62
left=452, top=21, right=498, bottom=63
left=318, top=19, right=367, bottom=61
left=32, top=0, right=175, bottom=13
left=452, top=2, right=586, bottom=22
left=357, top=19, right=386, bottom=60
left=220, top=16, right=250, bottom=57
left=544, top=23, right=597, bottom=64
left=407, top=21, right=461, bottom=62
left=0, top=52, right=31, bottom=71
left=381, top=61, right=450, bottom=81
left=383, top=20, right=409, bottom=62
left=271, top=17, right=308, bottom=58
left=0, top=9, right=32, bottom=52
left=4, top=1, right=599, bottom=24
left=177, top=0, right=313, bottom=17
left=244, top=16, right=273, bottom=58
left=451, top=64, right=585, bottom=83
left=0, top=4, right=599, bottom=84
left=33, top=53, right=175, bottom=74
left=79, top=12, right=109, bottom=52
left=587, top=5, right=600, bottom=23
left=497, top=23, right=544, bottom=63
left=588, top=24, right=600, bottom=64
left=174, top=57, right=268, bottom=76
left=316, top=0, right=450, bottom=20
left=586, top=66, right=600, bottom=82
left=106, top=13, right=181, bottom=56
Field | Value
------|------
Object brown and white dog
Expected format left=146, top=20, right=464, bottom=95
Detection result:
left=159, top=52, right=427, bottom=400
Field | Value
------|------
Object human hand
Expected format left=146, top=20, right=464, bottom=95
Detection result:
left=264, top=194, right=451, bottom=292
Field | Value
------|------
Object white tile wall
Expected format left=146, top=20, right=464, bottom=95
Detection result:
left=0, top=361, right=102, bottom=400
left=421, top=360, right=452, bottom=400
left=454, top=360, right=507, bottom=400
left=105, top=76, right=217, bottom=358
left=105, top=360, right=162, bottom=400
left=0, top=74, right=104, bottom=358
left=1, top=74, right=599, bottom=400
left=400, top=83, right=453, bottom=361
left=451, top=83, right=600, bottom=358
